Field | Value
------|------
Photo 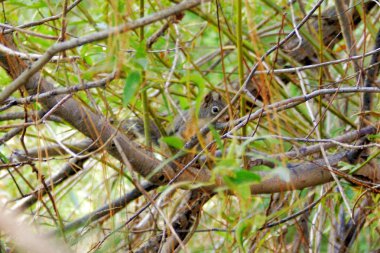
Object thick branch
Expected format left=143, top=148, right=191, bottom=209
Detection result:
left=283, top=2, right=376, bottom=64
left=0, top=34, right=205, bottom=186
left=250, top=152, right=379, bottom=194
left=0, top=2, right=378, bottom=196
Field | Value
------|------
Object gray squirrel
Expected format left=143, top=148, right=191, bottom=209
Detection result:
left=124, top=91, right=228, bottom=145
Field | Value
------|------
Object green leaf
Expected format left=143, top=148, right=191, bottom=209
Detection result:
left=349, top=149, right=380, bottom=174
left=0, top=151, right=9, bottom=163
left=161, top=136, right=185, bottom=150
left=288, top=83, right=301, bottom=97
left=249, top=164, right=272, bottom=171
left=215, top=158, right=239, bottom=174
left=0, top=68, right=12, bottom=84
left=130, top=40, right=148, bottom=70
left=180, top=73, right=205, bottom=88
left=209, top=124, right=223, bottom=150
left=236, top=215, right=265, bottom=249
left=331, top=126, right=345, bottom=137
left=224, top=169, right=261, bottom=186
left=236, top=219, right=251, bottom=252
left=123, top=71, right=141, bottom=106
left=338, top=161, right=355, bottom=171
left=368, top=133, right=380, bottom=140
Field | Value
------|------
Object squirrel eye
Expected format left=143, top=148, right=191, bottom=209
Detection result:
left=211, top=106, right=220, bottom=114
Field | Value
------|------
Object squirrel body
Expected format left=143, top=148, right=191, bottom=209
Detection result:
left=125, top=91, right=227, bottom=146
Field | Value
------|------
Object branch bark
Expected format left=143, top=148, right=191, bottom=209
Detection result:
left=1, top=32, right=379, bottom=198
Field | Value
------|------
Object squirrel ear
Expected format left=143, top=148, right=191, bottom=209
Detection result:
left=204, top=92, right=212, bottom=103
left=204, top=91, right=219, bottom=103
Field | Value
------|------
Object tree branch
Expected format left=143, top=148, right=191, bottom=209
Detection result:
left=0, top=0, right=210, bottom=103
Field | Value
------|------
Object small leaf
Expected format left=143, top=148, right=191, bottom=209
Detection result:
left=249, top=164, right=272, bottom=171
left=123, top=71, right=141, bottom=106
left=338, top=161, right=355, bottom=171
left=180, top=73, right=205, bottom=88
left=288, top=83, right=301, bottom=97
left=236, top=219, right=251, bottom=252
left=224, top=169, right=261, bottom=186
left=0, top=152, right=9, bottom=163
left=368, top=133, right=380, bottom=140
left=331, top=126, right=345, bottom=137
left=209, top=125, right=223, bottom=150
left=133, top=42, right=148, bottom=69
left=214, top=158, right=239, bottom=175
left=161, top=136, right=185, bottom=149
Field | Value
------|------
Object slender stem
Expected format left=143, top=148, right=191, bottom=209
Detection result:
left=236, top=0, right=247, bottom=168
left=140, top=0, right=152, bottom=147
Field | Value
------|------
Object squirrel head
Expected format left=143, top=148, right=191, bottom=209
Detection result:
left=171, top=91, right=228, bottom=138
left=198, top=91, right=227, bottom=120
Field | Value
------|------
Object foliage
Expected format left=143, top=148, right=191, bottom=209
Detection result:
left=0, top=0, right=379, bottom=252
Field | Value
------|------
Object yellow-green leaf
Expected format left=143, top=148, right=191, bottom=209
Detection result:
left=123, top=71, right=141, bottom=106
